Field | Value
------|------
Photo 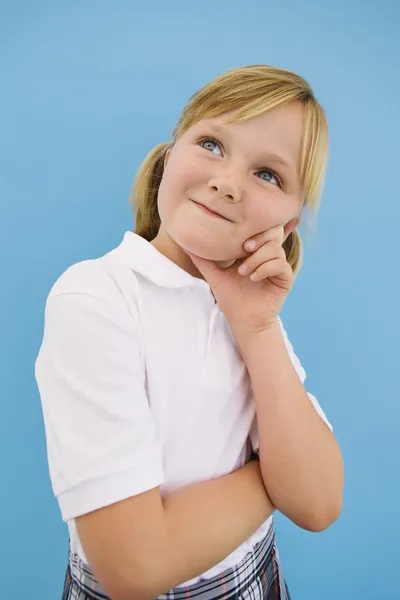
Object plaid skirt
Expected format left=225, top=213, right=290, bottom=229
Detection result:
left=62, top=521, right=291, bottom=600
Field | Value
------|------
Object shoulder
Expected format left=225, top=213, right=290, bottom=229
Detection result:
left=47, top=252, right=139, bottom=310
left=38, top=255, right=144, bottom=370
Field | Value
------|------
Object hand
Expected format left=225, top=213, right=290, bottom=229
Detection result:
left=186, top=226, right=294, bottom=337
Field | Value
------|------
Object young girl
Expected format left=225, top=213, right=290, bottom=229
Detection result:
left=35, top=64, right=344, bottom=600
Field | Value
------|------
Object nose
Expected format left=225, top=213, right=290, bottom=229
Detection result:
left=208, top=176, right=242, bottom=203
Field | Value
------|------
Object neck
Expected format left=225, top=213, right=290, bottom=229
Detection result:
left=150, top=228, right=203, bottom=278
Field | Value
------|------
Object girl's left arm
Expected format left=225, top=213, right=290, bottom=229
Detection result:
left=237, top=321, right=344, bottom=532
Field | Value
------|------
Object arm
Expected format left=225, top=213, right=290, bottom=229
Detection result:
left=236, top=322, right=344, bottom=532
left=76, top=458, right=274, bottom=600
left=36, top=286, right=273, bottom=599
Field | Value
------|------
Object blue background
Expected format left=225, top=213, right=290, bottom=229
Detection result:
left=1, top=1, right=399, bottom=598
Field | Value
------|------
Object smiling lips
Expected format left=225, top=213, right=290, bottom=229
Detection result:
left=192, top=200, right=231, bottom=221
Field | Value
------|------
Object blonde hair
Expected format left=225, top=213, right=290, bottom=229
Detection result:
left=129, top=64, right=329, bottom=274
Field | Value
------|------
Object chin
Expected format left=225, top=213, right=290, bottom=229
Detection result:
left=171, top=227, right=240, bottom=262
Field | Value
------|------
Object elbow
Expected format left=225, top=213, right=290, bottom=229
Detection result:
left=298, top=498, right=343, bottom=533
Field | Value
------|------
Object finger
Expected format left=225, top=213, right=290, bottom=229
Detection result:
left=244, top=225, right=285, bottom=252
left=250, top=258, right=292, bottom=283
left=238, top=241, right=286, bottom=276
left=276, top=226, right=284, bottom=246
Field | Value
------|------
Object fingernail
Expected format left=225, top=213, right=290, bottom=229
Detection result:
left=246, top=240, right=256, bottom=250
left=238, top=263, right=248, bottom=274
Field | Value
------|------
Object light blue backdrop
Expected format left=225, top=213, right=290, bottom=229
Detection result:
left=1, top=1, right=399, bottom=598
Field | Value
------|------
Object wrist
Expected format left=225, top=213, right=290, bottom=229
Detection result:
left=233, top=319, right=282, bottom=356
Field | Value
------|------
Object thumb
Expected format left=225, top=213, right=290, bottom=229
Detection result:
left=186, top=252, right=222, bottom=286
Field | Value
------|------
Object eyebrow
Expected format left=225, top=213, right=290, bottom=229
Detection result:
left=206, top=123, right=296, bottom=174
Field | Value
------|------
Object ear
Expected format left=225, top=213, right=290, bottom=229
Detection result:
left=164, top=147, right=172, bottom=169
left=283, top=216, right=301, bottom=241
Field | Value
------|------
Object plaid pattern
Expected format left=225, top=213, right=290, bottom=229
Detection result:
left=62, top=521, right=291, bottom=600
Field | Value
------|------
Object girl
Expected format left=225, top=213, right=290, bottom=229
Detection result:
left=35, top=64, right=344, bottom=600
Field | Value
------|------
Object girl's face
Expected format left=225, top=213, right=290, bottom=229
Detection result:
left=152, top=101, right=305, bottom=275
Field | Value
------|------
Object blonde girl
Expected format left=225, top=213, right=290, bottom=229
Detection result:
left=36, top=64, right=344, bottom=600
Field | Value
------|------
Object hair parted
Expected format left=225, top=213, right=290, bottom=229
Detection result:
left=129, top=64, right=329, bottom=275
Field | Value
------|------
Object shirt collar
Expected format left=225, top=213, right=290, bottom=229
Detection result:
left=112, top=231, right=212, bottom=291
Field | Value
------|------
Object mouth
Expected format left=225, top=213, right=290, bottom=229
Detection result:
left=191, top=200, right=232, bottom=222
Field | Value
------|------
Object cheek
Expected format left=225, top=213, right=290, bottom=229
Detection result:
left=245, top=193, right=293, bottom=233
left=157, top=153, right=210, bottom=218
left=164, top=151, right=204, bottom=189
left=157, top=162, right=188, bottom=209
left=157, top=167, right=181, bottom=221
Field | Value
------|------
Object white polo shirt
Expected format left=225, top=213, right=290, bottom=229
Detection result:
left=35, top=231, right=332, bottom=588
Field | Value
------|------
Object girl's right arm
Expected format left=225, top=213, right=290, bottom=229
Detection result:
left=36, top=284, right=273, bottom=600
left=76, top=457, right=274, bottom=600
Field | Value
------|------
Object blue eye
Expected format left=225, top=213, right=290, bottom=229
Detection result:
left=257, top=169, right=282, bottom=188
left=198, top=137, right=283, bottom=188
left=198, top=137, right=223, bottom=155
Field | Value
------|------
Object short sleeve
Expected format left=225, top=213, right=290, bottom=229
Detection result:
left=35, top=291, right=165, bottom=522
left=249, top=317, right=333, bottom=454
